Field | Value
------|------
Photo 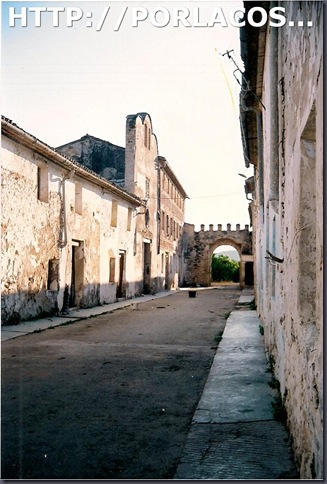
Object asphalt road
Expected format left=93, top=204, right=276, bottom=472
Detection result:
left=2, top=286, right=241, bottom=479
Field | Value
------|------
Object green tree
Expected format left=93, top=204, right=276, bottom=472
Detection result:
left=211, top=254, right=240, bottom=282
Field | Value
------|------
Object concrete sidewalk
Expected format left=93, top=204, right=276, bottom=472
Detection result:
left=1, top=290, right=176, bottom=342
left=174, top=290, right=299, bottom=480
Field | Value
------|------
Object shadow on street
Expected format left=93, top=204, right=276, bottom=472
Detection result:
left=2, top=286, right=241, bottom=479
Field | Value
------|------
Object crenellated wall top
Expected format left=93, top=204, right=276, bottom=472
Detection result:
left=198, top=223, right=250, bottom=233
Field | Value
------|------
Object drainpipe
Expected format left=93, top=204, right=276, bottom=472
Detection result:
left=155, top=157, right=161, bottom=255
left=59, top=172, right=71, bottom=248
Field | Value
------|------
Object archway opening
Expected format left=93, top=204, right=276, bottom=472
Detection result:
left=211, top=245, right=240, bottom=285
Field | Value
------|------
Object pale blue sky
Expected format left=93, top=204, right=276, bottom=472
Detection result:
left=2, top=1, right=253, bottom=229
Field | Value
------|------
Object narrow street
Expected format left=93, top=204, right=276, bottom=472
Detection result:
left=2, top=286, right=241, bottom=479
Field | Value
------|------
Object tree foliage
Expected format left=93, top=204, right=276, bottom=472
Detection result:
left=211, top=254, right=240, bottom=282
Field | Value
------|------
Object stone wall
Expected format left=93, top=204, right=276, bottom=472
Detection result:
left=182, top=223, right=252, bottom=287
left=57, top=135, right=125, bottom=184
left=125, top=113, right=160, bottom=294
left=56, top=112, right=188, bottom=296
left=125, top=113, right=188, bottom=294
left=241, top=2, right=323, bottom=478
left=159, top=157, right=187, bottom=290
left=1, top=137, right=61, bottom=323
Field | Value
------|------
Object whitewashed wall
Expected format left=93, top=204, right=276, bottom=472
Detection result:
left=1, top=130, right=141, bottom=324
left=255, top=3, right=323, bottom=478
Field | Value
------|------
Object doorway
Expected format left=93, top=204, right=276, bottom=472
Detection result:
left=165, top=252, right=169, bottom=290
left=143, top=241, right=151, bottom=294
left=245, top=261, right=254, bottom=286
left=69, top=240, right=84, bottom=307
left=116, top=250, right=126, bottom=299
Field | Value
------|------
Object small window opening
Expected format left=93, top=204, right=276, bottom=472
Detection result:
left=127, top=207, right=132, bottom=231
left=144, top=124, right=148, bottom=147
left=47, top=258, right=59, bottom=291
left=111, top=200, right=118, bottom=227
left=37, top=166, right=49, bottom=203
left=75, top=182, right=82, bottom=215
left=109, top=257, right=116, bottom=283
left=145, top=177, right=150, bottom=198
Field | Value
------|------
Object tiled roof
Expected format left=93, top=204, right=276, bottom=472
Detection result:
left=1, top=115, right=143, bottom=206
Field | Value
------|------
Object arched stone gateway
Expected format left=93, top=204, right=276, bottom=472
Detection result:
left=182, top=223, right=253, bottom=288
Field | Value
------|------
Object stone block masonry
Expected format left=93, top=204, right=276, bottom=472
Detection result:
left=182, top=223, right=253, bottom=287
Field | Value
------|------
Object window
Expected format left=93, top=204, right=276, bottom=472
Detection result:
left=47, top=259, right=59, bottom=291
left=37, top=166, right=48, bottom=203
left=127, top=207, right=132, bottom=231
left=111, top=200, right=118, bottom=227
left=170, top=217, right=173, bottom=237
left=133, top=229, right=137, bottom=256
left=166, top=215, right=169, bottom=237
left=148, top=127, right=151, bottom=149
left=75, top=182, right=82, bottom=215
left=145, top=208, right=149, bottom=227
left=109, top=257, right=116, bottom=283
left=145, top=177, right=150, bottom=199
left=144, top=123, right=148, bottom=147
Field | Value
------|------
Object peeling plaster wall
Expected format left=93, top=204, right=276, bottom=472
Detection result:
left=253, top=3, right=323, bottom=478
left=57, top=113, right=187, bottom=295
left=2, top=137, right=62, bottom=323
left=1, top=133, right=141, bottom=325
left=62, top=177, right=101, bottom=309
left=125, top=113, right=161, bottom=294
left=159, top=167, right=186, bottom=290
left=98, top=193, right=138, bottom=302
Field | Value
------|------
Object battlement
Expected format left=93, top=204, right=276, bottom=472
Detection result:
left=198, top=223, right=250, bottom=232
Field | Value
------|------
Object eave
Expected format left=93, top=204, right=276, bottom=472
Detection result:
left=1, top=116, right=144, bottom=207
left=158, top=156, right=189, bottom=200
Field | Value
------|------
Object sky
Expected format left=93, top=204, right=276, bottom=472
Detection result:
left=2, top=0, right=253, bottom=230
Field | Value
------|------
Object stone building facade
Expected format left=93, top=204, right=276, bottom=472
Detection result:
left=1, top=117, right=143, bottom=324
left=58, top=112, right=188, bottom=295
left=158, top=156, right=187, bottom=289
left=239, top=2, right=323, bottom=478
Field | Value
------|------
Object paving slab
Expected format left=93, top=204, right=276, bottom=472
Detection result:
left=218, top=310, right=263, bottom=348
left=174, top=422, right=299, bottom=480
left=174, top=298, right=299, bottom=479
left=238, top=295, right=255, bottom=304
left=193, top=309, right=273, bottom=424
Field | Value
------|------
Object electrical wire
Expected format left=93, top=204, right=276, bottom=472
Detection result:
left=146, top=192, right=243, bottom=200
